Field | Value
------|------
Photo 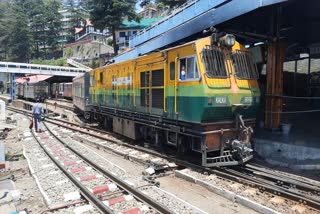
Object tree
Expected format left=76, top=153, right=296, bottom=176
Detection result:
left=0, top=0, right=63, bottom=61
left=29, top=0, right=62, bottom=59
left=0, top=1, right=14, bottom=60
left=44, top=0, right=63, bottom=55
left=89, top=0, right=141, bottom=55
left=9, top=0, right=33, bottom=62
left=65, top=0, right=88, bottom=43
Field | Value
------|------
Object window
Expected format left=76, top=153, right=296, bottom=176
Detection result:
left=201, top=45, right=228, bottom=78
left=100, top=72, right=103, bottom=84
left=119, top=32, right=126, bottom=37
left=170, top=62, right=175, bottom=80
left=232, top=50, right=259, bottom=80
left=179, top=56, right=199, bottom=81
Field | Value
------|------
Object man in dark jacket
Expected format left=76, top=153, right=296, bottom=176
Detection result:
left=32, top=99, right=44, bottom=132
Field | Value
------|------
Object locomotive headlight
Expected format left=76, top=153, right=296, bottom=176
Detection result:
left=220, top=34, right=236, bottom=47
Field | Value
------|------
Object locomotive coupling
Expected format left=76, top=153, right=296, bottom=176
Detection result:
left=231, top=140, right=253, bottom=162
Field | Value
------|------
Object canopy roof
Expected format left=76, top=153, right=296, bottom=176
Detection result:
left=15, top=75, right=52, bottom=84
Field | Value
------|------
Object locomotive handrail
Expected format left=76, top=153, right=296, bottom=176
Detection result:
left=174, top=57, right=178, bottom=113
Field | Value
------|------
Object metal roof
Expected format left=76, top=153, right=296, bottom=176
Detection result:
left=113, top=0, right=288, bottom=63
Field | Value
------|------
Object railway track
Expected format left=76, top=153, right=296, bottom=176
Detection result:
left=45, top=99, right=74, bottom=112
left=11, top=108, right=171, bottom=213
left=37, top=122, right=170, bottom=213
left=8, top=105, right=320, bottom=212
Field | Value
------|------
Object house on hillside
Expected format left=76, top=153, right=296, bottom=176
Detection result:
left=115, top=18, right=163, bottom=53
left=75, top=19, right=109, bottom=43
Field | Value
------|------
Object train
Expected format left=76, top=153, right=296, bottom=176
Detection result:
left=16, top=81, right=73, bottom=101
left=72, top=32, right=260, bottom=167
left=16, top=82, right=49, bottom=102
left=51, top=82, right=73, bottom=99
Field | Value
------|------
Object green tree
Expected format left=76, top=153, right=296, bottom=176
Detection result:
left=65, top=0, right=86, bottom=43
left=44, top=0, right=63, bottom=54
left=29, top=0, right=62, bottom=59
left=0, top=0, right=62, bottom=61
left=0, top=1, right=14, bottom=60
left=10, top=0, right=33, bottom=62
left=89, top=0, right=141, bottom=55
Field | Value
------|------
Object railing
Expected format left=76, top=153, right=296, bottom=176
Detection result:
left=67, top=59, right=92, bottom=70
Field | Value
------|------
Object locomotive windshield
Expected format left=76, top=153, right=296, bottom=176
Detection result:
left=201, top=45, right=228, bottom=78
left=231, top=50, right=259, bottom=80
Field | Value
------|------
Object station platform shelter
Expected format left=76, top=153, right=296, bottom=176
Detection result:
left=217, top=0, right=320, bottom=169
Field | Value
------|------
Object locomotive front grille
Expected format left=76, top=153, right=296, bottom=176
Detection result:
left=231, top=50, right=259, bottom=80
left=201, top=45, right=229, bottom=78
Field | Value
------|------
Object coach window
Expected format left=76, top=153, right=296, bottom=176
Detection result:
left=169, top=62, right=175, bottom=80
left=179, top=56, right=199, bottom=81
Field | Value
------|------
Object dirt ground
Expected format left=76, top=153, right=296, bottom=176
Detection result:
left=1, top=113, right=47, bottom=213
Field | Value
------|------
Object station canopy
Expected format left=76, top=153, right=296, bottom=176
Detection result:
left=15, top=75, right=52, bottom=84
left=218, top=0, right=320, bottom=58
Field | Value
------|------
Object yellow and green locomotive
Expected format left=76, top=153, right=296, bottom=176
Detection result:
left=88, top=33, right=260, bottom=167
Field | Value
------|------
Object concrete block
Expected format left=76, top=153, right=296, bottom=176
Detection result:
left=144, top=167, right=155, bottom=175
left=63, top=191, right=81, bottom=202
left=0, top=100, right=5, bottom=121
left=73, top=204, right=93, bottom=214
left=10, top=190, right=21, bottom=202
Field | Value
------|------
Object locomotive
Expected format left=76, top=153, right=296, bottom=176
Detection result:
left=73, top=33, right=260, bottom=167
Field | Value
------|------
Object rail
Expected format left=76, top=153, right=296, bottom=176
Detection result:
left=8, top=105, right=320, bottom=211
left=8, top=106, right=172, bottom=214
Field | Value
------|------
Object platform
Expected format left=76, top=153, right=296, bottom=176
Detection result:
left=253, top=112, right=320, bottom=170
left=0, top=94, right=12, bottom=104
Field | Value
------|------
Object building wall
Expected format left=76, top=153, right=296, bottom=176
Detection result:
left=115, top=29, right=139, bottom=50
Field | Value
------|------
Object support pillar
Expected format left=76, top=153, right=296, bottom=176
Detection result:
left=265, top=41, right=286, bottom=129
left=10, top=73, right=15, bottom=101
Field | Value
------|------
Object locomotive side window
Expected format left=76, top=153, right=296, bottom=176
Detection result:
left=201, top=45, right=228, bottom=78
left=169, top=62, right=175, bottom=80
left=100, top=72, right=103, bottom=83
left=179, top=56, right=199, bottom=81
left=231, top=50, right=259, bottom=80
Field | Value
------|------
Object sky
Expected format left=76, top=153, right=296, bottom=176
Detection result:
left=136, top=1, right=143, bottom=12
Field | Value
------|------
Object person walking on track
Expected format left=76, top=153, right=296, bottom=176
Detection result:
left=32, top=99, right=44, bottom=133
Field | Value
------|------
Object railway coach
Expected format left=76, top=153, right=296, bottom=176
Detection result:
left=73, top=73, right=91, bottom=120
left=82, top=33, right=260, bottom=167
